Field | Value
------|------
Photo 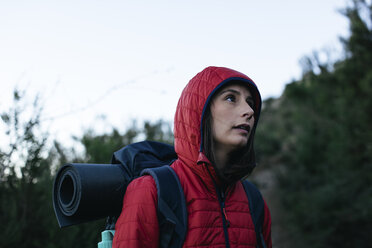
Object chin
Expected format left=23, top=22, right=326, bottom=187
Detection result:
left=230, top=139, right=249, bottom=150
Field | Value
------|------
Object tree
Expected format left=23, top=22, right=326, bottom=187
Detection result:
left=0, top=90, right=56, bottom=248
left=256, top=1, right=372, bottom=247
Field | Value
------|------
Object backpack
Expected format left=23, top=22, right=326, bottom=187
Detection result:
left=101, top=141, right=267, bottom=248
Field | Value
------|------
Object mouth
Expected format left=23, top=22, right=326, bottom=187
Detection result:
left=233, top=124, right=251, bottom=133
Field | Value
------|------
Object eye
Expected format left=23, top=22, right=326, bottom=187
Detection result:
left=225, top=94, right=236, bottom=102
left=246, top=98, right=254, bottom=108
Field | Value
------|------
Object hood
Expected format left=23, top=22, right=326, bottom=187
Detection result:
left=174, top=66, right=262, bottom=183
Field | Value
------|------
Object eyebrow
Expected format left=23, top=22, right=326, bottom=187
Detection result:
left=219, top=89, right=240, bottom=95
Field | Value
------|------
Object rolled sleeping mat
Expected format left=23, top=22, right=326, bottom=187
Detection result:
left=53, top=163, right=129, bottom=228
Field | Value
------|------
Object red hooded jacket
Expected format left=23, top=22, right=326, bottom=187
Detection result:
left=113, top=66, right=272, bottom=248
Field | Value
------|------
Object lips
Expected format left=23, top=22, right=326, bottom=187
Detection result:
left=233, top=124, right=251, bottom=133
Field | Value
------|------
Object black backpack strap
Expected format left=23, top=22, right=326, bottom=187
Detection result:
left=242, top=180, right=267, bottom=248
left=142, top=166, right=187, bottom=248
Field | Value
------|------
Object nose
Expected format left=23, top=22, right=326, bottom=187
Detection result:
left=241, top=103, right=254, bottom=119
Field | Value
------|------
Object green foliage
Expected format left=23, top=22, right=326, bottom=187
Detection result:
left=143, top=120, right=174, bottom=144
left=0, top=89, right=55, bottom=248
left=80, top=128, right=134, bottom=163
left=256, top=1, right=372, bottom=246
left=79, top=119, right=173, bottom=164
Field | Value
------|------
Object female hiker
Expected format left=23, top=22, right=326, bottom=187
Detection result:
left=113, top=66, right=272, bottom=247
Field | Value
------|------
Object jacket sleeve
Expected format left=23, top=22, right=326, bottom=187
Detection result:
left=262, top=200, right=272, bottom=248
left=112, top=175, right=159, bottom=248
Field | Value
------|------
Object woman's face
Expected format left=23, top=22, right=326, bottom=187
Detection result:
left=210, top=83, right=255, bottom=153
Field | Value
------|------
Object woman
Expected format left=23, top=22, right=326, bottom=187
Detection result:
left=113, top=66, right=272, bottom=247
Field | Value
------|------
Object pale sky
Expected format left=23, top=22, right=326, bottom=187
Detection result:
left=0, top=0, right=349, bottom=146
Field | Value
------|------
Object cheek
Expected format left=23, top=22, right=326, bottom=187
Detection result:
left=211, top=119, right=219, bottom=138
left=211, top=105, right=234, bottom=134
left=211, top=117, right=224, bottom=142
left=212, top=106, right=232, bottom=122
left=212, top=118, right=230, bottom=142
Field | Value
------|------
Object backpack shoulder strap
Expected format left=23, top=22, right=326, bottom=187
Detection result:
left=142, top=166, right=187, bottom=248
left=241, top=180, right=267, bottom=248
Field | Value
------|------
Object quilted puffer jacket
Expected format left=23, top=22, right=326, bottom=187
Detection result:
left=113, top=66, right=272, bottom=248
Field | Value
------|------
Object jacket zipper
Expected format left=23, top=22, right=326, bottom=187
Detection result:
left=217, top=188, right=230, bottom=248
left=203, top=163, right=231, bottom=248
